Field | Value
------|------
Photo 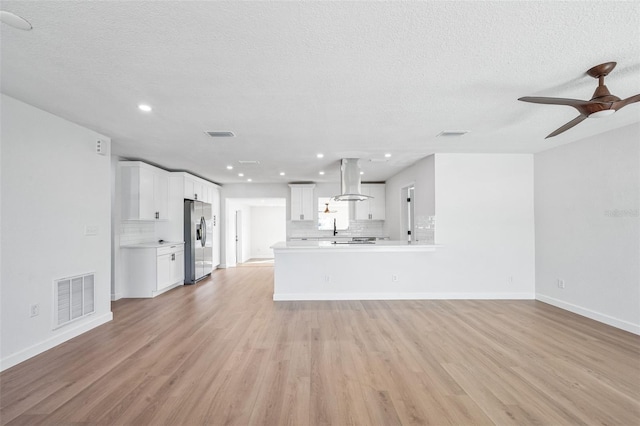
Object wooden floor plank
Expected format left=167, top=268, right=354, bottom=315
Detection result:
left=1, top=265, right=639, bottom=425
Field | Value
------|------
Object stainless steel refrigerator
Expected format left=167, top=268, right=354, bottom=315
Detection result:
left=184, top=200, right=213, bottom=284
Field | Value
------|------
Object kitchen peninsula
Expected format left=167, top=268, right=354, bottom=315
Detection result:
left=272, top=240, right=440, bottom=301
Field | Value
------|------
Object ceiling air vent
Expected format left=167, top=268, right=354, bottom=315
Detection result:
left=238, top=160, right=260, bottom=165
left=436, top=130, right=470, bottom=137
left=205, top=131, right=235, bottom=137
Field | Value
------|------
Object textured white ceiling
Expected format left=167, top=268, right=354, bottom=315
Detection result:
left=2, top=1, right=639, bottom=184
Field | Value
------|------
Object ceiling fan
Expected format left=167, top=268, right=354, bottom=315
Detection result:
left=518, top=62, right=640, bottom=138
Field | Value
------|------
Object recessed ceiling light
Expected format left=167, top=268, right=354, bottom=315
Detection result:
left=206, top=131, right=235, bottom=137
left=0, top=11, right=32, bottom=30
left=436, top=130, right=470, bottom=137
left=319, top=171, right=325, bottom=175
left=316, top=153, right=324, bottom=159
left=360, top=171, right=364, bottom=175
left=226, top=165, right=233, bottom=170
left=247, top=178, right=252, bottom=182
left=384, top=153, right=392, bottom=158
left=238, top=173, right=244, bottom=177
left=279, top=172, right=285, bottom=176
left=138, top=104, right=152, bottom=112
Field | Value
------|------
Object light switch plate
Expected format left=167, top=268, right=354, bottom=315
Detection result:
left=84, top=225, right=99, bottom=236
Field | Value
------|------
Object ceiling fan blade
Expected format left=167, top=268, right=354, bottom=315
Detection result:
left=518, top=96, right=591, bottom=107
left=519, top=96, right=607, bottom=116
left=612, top=94, right=640, bottom=111
left=545, top=115, right=587, bottom=139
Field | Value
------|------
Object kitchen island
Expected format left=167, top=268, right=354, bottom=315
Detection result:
left=271, top=240, right=441, bottom=301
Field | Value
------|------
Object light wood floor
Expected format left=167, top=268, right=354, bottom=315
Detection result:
left=1, top=265, right=639, bottom=425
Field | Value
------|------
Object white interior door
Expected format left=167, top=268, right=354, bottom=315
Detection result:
left=235, top=210, right=242, bottom=264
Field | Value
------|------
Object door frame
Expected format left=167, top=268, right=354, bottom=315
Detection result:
left=401, top=184, right=415, bottom=242
left=235, top=209, right=243, bottom=265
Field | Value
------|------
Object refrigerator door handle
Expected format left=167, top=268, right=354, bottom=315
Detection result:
left=201, top=216, right=207, bottom=247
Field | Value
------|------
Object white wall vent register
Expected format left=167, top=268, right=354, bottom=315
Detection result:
left=54, top=273, right=95, bottom=328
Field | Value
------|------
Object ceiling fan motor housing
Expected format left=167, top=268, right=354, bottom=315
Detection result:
left=591, top=85, right=620, bottom=103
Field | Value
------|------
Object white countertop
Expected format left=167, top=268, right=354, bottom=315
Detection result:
left=289, top=236, right=389, bottom=241
left=272, top=240, right=440, bottom=253
left=121, top=241, right=184, bottom=249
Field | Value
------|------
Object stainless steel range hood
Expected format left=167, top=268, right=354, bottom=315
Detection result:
left=332, top=158, right=372, bottom=202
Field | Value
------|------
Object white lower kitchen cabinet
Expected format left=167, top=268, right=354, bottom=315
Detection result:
left=121, top=243, right=184, bottom=298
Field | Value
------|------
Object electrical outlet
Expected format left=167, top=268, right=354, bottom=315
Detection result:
left=324, top=275, right=331, bottom=282
left=507, top=276, right=514, bottom=284
left=30, top=304, right=39, bottom=317
left=392, top=274, right=398, bottom=282
left=557, top=279, right=565, bottom=289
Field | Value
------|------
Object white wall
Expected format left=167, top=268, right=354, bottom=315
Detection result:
left=250, top=206, right=286, bottom=258
left=240, top=205, right=252, bottom=262
left=1, top=95, right=113, bottom=370
left=433, top=154, right=536, bottom=297
left=534, top=123, right=640, bottom=334
left=223, top=200, right=253, bottom=266
left=384, top=153, right=535, bottom=298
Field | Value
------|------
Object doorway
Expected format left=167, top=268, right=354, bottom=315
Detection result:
left=224, top=198, right=287, bottom=267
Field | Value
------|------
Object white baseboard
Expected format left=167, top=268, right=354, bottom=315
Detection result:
left=0, top=312, right=113, bottom=372
left=273, top=292, right=535, bottom=301
left=151, top=282, right=183, bottom=297
left=536, top=294, right=640, bottom=335
left=111, top=292, right=122, bottom=301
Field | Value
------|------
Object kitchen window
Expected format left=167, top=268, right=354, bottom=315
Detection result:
left=317, top=198, right=349, bottom=231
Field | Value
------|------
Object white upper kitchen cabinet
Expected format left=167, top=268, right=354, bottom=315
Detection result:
left=355, top=183, right=386, bottom=220
left=166, top=172, right=221, bottom=268
left=290, top=184, right=315, bottom=221
left=120, top=161, right=169, bottom=221
left=184, top=175, right=205, bottom=201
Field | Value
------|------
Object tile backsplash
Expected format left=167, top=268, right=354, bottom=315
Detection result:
left=288, top=219, right=386, bottom=239
left=120, top=221, right=156, bottom=245
left=414, top=215, right=435, bottom=243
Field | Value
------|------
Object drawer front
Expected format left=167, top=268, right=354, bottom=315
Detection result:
left=157, top=244, right=184, bottom=256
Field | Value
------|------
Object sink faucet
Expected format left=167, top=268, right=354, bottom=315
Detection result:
left=333, top=218, right=338, bottom=236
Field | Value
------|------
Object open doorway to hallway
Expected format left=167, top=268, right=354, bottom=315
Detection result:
left=225, top=198, right=286, bottom=267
